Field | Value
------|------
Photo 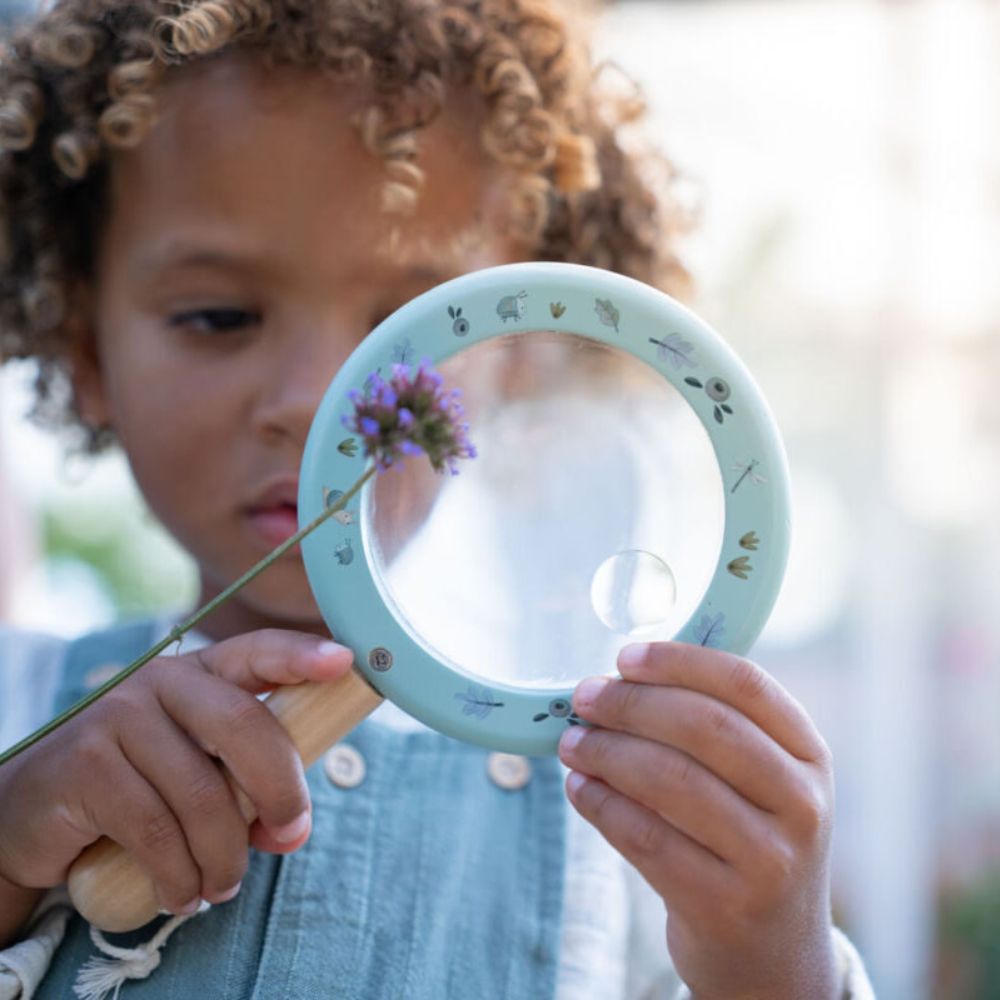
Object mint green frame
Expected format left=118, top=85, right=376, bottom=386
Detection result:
left=299, top=262, right=790, bottom=755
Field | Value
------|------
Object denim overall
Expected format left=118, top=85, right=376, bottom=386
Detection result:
left=36, top=622, right=567, bottom=999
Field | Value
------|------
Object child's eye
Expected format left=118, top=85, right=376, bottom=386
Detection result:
left=168, top=307, right=262, bottom=334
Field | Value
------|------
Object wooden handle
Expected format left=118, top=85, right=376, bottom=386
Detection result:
left=67, top=669, right=383, bottom=932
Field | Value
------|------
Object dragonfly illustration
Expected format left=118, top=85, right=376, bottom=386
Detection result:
left=648, top=333, right=697, bottom=370
left=454, top=684, right=505, bottom=720
left=730, top=459, right=766, bottom=494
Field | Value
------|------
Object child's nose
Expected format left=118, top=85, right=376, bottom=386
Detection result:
left=252, top=333, right=345, bottom=446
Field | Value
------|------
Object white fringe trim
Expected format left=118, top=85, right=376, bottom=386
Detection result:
left=73, top=903, right=210, bottom=1000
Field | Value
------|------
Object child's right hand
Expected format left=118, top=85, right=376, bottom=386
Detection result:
left=0, top=630, right=353, bottom=920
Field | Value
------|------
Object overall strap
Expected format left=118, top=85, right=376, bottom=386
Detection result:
left=54, top=619, right=163, bottom=716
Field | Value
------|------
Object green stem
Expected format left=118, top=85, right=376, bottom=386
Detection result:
left=0, top=463, right=378, bottom=768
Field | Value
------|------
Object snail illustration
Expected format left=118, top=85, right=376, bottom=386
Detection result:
left=496, top=290, right=527, bottom=322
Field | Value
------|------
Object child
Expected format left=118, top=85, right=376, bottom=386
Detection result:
left=0, top=1, right=873, bottom=997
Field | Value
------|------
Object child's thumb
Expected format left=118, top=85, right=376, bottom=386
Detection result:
left=182, top=629, right=354, bottom=693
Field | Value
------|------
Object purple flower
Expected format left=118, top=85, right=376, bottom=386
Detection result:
left=342, top=360, right=477, bottom=474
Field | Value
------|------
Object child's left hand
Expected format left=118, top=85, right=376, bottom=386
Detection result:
left=558, top=642, right=838, bottom=1000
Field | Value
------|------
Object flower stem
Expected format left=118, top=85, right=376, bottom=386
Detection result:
left=0, top=464, right=378, bottom=767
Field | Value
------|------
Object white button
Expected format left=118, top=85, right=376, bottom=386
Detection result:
left=487, top=753, right=532, bottom=791
left=83, top=663, right=123, bottom=690
left=323, top=744, right=366, bottom=789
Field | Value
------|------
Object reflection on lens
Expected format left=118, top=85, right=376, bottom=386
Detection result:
left=590, top=550, right=677, bottom=636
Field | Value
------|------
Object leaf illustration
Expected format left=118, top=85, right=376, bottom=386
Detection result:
left=594, top=297, right=620, bottom=332
left=685, top=377, right=703, bottom=388
left=694, top=612, right=727, bottom=648
left=454, top=684, right=505, bottom=720
left=727, top=556, right=753, bottom=579
left=739, top=531, right=760, bottom=551
left=714, top=405, right=724, bottom=424
left=649, top=333, right=697, bottom=370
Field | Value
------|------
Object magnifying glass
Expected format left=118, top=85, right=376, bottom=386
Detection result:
left=69, top=262, right=790, bottom=929
left=301, top=261, right=789, bottom=753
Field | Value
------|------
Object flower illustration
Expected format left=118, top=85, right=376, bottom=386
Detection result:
left=342, top=361, right=477, bottom=474
left=684, top=375, right=734, bottom=424
left=532, top=697, right=583, bottom=726
left=447, top=305, right=470, bottom=337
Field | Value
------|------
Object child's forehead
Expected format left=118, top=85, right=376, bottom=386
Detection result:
left=101, top=53, right=523, bottom=280
left=139, top=54, right=500, bottom=194
left=153, top=52, right=487, bottom=154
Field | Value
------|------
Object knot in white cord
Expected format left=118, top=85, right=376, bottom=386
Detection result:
left=73, top=903, right=210, bottom=1000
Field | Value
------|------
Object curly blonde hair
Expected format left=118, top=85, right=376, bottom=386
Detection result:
left=0, top=0, right=691, bottom=446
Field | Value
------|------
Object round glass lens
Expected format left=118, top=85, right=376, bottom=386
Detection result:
left=363, top=332, right=725, bottom=686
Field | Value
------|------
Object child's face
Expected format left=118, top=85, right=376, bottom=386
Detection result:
left=77, top=54, right=527, bottom=638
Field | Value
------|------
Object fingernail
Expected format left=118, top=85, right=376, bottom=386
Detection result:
left=574, top=676, right=609, bottom=709
left=209, top=882, right=242, bottom=904
left=558, top=726, right=585, bottom=756
left=617, top=643, right=649, bottom=674
left=565, top=772, right=587, bottom=798
left=177, top=897, right=201, bottom=915
left=272, top=809, right=311, bottom=844
left=315, top=640, right=348, bottom=660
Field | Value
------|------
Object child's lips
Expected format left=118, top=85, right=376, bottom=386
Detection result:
left=245, top=476, right=301, bottom=551
left=245, top=502, right=300, bottom=550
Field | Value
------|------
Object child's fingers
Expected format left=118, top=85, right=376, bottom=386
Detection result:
left=558, top=725, right=772, bottom=869
left=85, top=754, right=202, bottom=915
left=614, top=643, right=831, bottom=764
left=563, top=770, right=732, bottom=914
left=568, top=678, right=809, bottom=816
left=184, top=630, right=353, bottom=694
left=248, top=812, right=312, bottom=855
left=153, top=668, right=311, bottom=843
left=118, top=710, right=250, bottom=904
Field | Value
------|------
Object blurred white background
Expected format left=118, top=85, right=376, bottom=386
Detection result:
left=2, top=1, right=999, bottom=997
